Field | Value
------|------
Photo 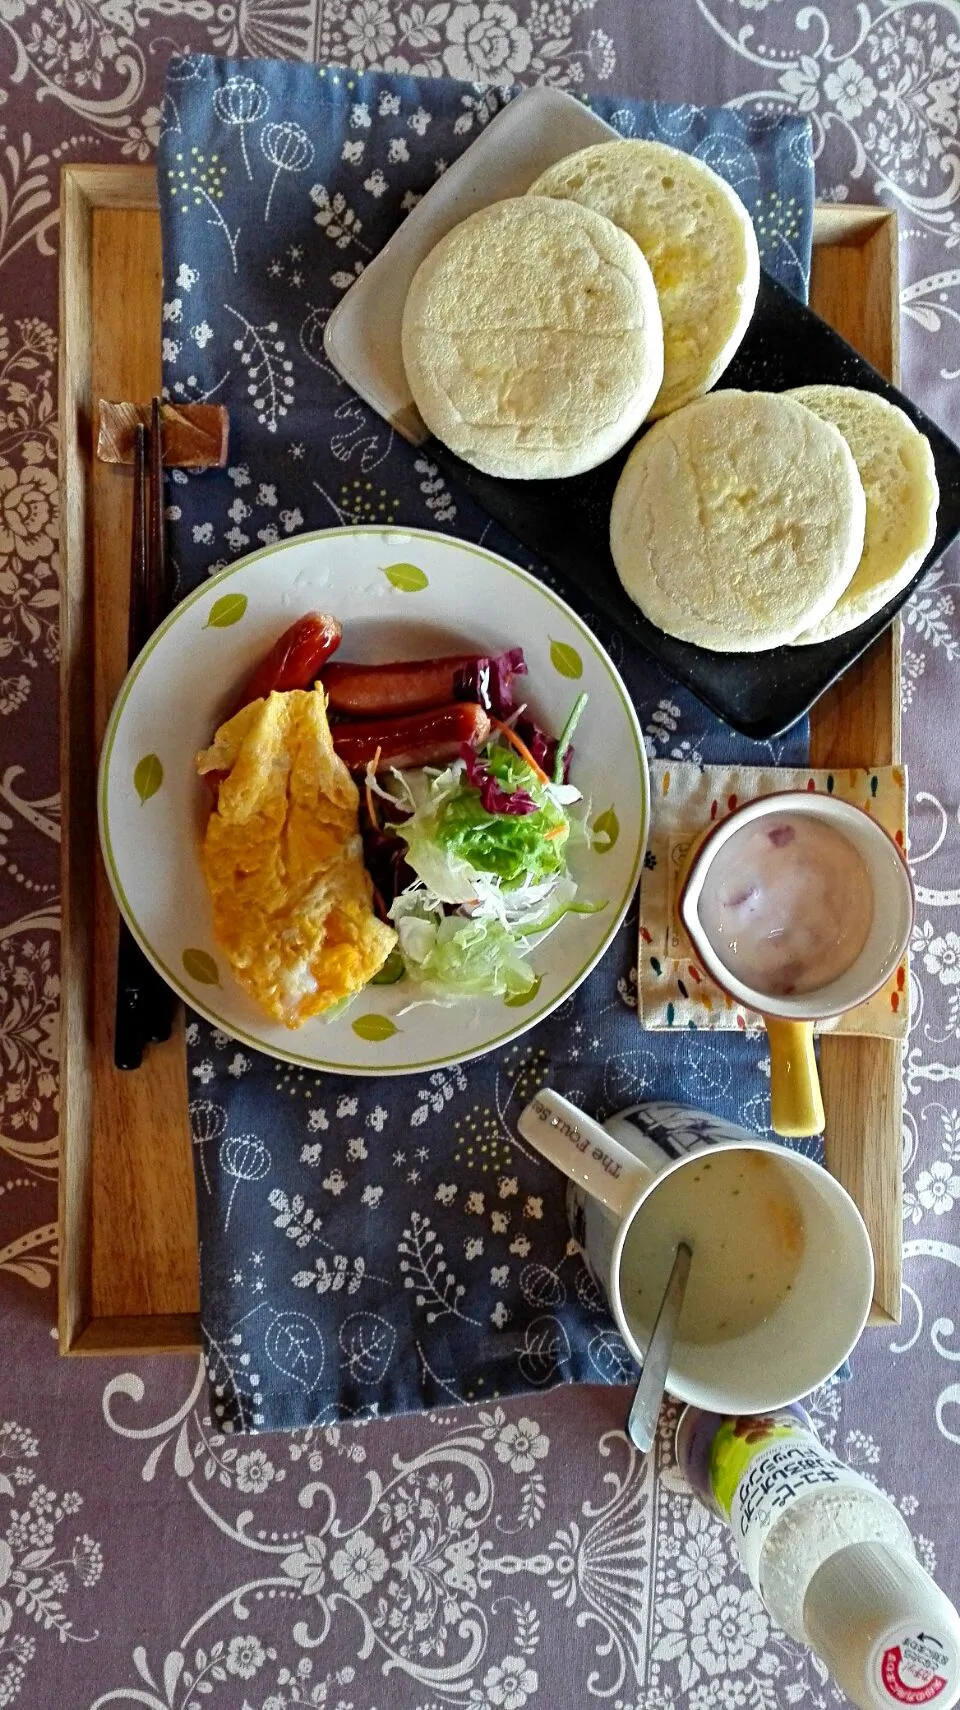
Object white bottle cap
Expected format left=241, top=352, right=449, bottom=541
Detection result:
left=804, top=1540, right=960, bottom=1710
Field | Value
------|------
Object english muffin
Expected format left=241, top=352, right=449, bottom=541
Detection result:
left=609, top=390, right=867, bottom=652
left=528, top=139, right=759, bottom=419
left=787, top=385, right=939, bottom=644
left=400, top=195, right=664, bottom=480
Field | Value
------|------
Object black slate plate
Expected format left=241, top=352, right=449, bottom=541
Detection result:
left=425, top=269, right=960, bottom=739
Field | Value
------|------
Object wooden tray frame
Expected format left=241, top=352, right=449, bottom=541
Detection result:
left=58, top=166, right=903, bottom=1357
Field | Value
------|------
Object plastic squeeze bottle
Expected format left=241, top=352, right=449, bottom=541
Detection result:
left=676, top=1405, right=960, bottom=1710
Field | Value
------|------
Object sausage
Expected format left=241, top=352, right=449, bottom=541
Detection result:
left=332, top=703, right=490, bottom=773
left=201, top=615, right=343, bottom=806
left=235, top=612, right=342, bottom=712
left=323, top=654, right=480, bottom=718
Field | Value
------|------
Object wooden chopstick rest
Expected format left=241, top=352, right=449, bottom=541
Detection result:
left=97, top=400, right=229, bottom=468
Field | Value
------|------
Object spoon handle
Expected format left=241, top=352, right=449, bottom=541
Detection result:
left=626, top=1242, right=693, bottom=1453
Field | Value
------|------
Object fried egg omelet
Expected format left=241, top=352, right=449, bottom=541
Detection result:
left=196, top=687, right=396, bottom=1028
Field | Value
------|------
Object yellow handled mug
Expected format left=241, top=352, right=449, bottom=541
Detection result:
left=763, top=1017, right=823, bottom=1140
left=677, top=792, right=913, bottom=1141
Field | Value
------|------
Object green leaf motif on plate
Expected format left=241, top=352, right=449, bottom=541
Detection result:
left=383, top=562, right=428, bottom=593
left=204, top=593, right=248, bottom=629
left=371, top=948, right=405, bottom=986
left=504, top=974, right=542, bottom=1009
left=592, top=806, right=620, bottom=854
left=183, top=947, right=220, bottom=986
left=549, top=639, right=583, bottom=680
left=134, top=753, right=163, bottom=806
left=352, top=1013, right=399, bottom=1042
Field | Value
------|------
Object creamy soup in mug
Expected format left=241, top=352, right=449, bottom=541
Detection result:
left=619, top=1149, right=805, bottom=1345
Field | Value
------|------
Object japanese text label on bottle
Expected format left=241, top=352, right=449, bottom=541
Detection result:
left=705, top=1413, right=877, bottom=1589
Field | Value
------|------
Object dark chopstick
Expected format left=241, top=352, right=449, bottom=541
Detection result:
left=139, top=400, right=177, bottom=1044
left=113, top=409, right=176, bottom=1069
left=114, top=425, right=150, bottom=1069
left=130, top=422, right=149, bottom=661
left=148, top=396, right=168, bottom=633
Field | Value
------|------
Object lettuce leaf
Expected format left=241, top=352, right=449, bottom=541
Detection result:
left=394, top=905, right=537, bottom=999
left=397, top=746, right=569, bottom=895
left=380, top=696, right=601, bottom=1003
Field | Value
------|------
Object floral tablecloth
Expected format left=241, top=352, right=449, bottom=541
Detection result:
left=1, top=4, right=959, bottom=1707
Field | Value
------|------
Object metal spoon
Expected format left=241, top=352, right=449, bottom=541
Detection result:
left=626, top=1242, right=693, bottom=1453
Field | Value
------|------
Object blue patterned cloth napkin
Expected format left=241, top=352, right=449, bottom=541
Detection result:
left=157, top=55, right=815, bottom=1431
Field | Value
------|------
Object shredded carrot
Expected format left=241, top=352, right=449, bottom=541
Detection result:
left=364, top=747, right=382, bottom=830
left=543, top=825, right=565, bottom=841
left=488, top=717, right=549, bottom=783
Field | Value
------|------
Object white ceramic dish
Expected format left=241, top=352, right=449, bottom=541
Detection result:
left=98, top=525, right=648, bottom=1074
left=678, top=791, right=914, bottom=1138
left=518, top=1089, right=874, bottom=1413
left=323, top=85, right=618, bottom=442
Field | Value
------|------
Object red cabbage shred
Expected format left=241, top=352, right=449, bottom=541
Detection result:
left=460, top=745, right=538, bottom=816
left=453, top=647, right=571, bottom=779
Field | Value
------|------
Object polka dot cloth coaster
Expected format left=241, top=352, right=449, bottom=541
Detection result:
left=639, top=760, right=909, bottom=1038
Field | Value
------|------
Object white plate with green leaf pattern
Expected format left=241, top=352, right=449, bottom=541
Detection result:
left=98, top=525, right=649, bottom=1074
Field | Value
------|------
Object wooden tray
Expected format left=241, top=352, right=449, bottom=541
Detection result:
left=58, top=166, right=903, bottom=1356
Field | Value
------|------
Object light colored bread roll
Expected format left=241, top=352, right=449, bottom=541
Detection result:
left=400, top=196, right=664, bottom=480
left=528, top=139, right=759, bottom=419
left=787, top=385, right=939, bottom=644
left=609, top=390, right=867, bottom=653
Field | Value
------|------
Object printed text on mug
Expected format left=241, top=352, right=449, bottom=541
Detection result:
left=529, top=1096, right=623, bottom=1179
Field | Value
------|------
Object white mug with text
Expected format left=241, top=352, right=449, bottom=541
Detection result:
left=516, top=1089, right=874, bottom=1414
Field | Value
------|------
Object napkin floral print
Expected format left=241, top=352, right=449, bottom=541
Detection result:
left=0, top=3, right=959, bottom=1708
left=154, top=54, right=814, bottom=1431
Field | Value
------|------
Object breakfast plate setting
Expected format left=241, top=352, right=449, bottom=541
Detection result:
left=71, top=52, right=940, bottom=1450
left=30, top=0, right=960, bottom=1696
left=99, top=526, right=648, bottom=1073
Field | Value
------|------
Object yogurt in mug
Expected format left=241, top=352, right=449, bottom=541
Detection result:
left=696, top=810, right=874, bottom=997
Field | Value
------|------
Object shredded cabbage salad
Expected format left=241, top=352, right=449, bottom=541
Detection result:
left=371, top=688, right=605, bottom=1003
